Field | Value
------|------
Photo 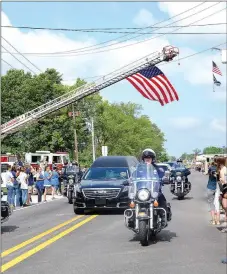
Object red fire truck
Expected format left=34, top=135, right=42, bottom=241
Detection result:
left=25, top=151, right=69, bottom=170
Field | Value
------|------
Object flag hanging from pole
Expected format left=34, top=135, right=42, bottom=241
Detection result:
left=126, top=65, right=179, bottom=106
left=213, top=74, right=221, bottom=86
left=212, top=61, right=222, bottom=76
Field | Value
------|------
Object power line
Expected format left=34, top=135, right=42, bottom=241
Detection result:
left=1, top=36, right=42, bottom=72
left=1, top=45, right=37, bottom=74
left=64, top=42, right=226, bottom=83
left=6, top=3, right=224, bottom=58
left=2, top=22, right=226, bottom=33
left=3, top=2, right=207, bottom=56
left=1, top=58, right=15, bottom=69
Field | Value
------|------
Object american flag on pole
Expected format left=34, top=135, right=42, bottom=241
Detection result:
left=213, top=74, right=221, bottom=86
left=212, top=61, right=222, bottom=76
left=126, top=66, right=179, bottom=106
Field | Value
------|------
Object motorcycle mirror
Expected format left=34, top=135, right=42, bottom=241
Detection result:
left=122, top=180, right=129, bottom=186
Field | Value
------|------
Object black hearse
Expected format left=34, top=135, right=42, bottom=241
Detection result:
left=73, top=156, right=138, bottom=214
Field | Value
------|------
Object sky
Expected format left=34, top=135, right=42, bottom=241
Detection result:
left=1, top=1, right=227, bottom=157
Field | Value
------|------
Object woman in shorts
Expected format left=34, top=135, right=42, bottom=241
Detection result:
left=43, top=166, right=52, bottom=202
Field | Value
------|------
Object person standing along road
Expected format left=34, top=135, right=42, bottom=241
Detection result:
left=206, top=162, right=220, bottom=225
left=51, top=167, right=59, bottom=198
left=11, top=165, right=21, bottom=208
left=5, top=165, right=14, bottom=209
left=17, top=167, right=28, bottom=207
left=43, top=166, right=53, bottom=202
left=36, top=167, right=44, bottom=203
left=26, top=165, right=35, bottom=206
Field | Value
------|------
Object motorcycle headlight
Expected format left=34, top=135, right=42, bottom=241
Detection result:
left=176, top=176, right=182, bottom=182
left=151, top=191, right=159, bottom=199
left=69, top=179, right=74, bottom=184
left=137, top=189, right=150, bottom=201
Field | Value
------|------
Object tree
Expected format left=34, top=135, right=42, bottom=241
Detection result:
left=180, top=153, right=194, bottom=161
left=169, top=156, right=177, bottom=161
left=193, top=148, right=201, bottom=156
left=93, top=101, right=166, bottom=159
left=203, top=146, right=223, bottom=154
left=158, top=152, right=169, bottom=162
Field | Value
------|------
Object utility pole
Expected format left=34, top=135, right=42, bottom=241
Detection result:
left=72, top=104, right=78, bottom=163
left=91, top=117, right=96, bottom=162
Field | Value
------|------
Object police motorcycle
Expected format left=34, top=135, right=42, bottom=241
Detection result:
left=62, top=165, right=82, bottom=204
left=170, top=161, right=191, bottom=200
left=124, top=163, right=169, bottom=246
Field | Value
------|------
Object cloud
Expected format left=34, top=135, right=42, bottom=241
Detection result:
left=210, top=118, right=226, bottom=132
left=209, top=90, right=227, bottom=102
left=133, top=9, right=156, bottom=27
left=168, top=117, right=202, bottom=130
left=158, top=2, right=226, bottom=44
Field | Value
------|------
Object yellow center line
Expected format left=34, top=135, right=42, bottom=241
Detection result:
left=1, top=215, right=98, bottom=273
left=1, top=215, right=84, bottom=258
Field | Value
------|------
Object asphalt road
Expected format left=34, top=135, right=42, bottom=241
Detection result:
left=1, top=171, right=226, bottom=274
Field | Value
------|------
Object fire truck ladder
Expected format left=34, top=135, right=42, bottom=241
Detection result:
left=1, top=45, right=179, bottom=138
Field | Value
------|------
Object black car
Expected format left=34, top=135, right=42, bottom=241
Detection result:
left=73, top=156, right=138, bottom=214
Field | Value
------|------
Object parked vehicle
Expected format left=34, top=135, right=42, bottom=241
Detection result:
left=1, top=154, right=17, bottom=166
left=73, top=156, right=138, bottom=214
left=166, top=162, right=175, bottom=169
left=25, top=151, right=69, bottom=170
left=124, top=163, right=171, bottom=246
left=1, top=183, right=12, bottom=223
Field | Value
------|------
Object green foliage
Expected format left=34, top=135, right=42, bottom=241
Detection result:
left=180, top=153, right=194, bottom=161
left=203, top=146, right=224, bottom=154
left=169, top=156, right=177, bottom=161
left=1, top=68, right=168, bottom=166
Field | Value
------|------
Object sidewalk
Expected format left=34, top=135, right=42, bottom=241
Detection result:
left=2, top=194, right=64, bottom=210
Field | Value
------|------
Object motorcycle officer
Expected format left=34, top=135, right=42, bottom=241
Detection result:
left=173, top=158, right=191, bottom=183
left=141, top=148, right=171, bottom=227
left=72, top=161, right=83, bottom=181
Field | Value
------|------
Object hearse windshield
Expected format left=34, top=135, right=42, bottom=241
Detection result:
left=83, top=167, right=129, bottom=181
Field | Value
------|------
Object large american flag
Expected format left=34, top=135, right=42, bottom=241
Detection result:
left=126, top=66, right=179, bottom=106
left=212, top=61, right=222, bottom=76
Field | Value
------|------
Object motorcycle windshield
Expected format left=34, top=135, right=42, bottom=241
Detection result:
left=129, top=163, right=160, bottom=198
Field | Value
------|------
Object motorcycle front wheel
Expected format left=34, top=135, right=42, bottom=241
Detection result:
left=177, top=188, right=184, bottom=200
left=138, top=220, right=149, bottom=246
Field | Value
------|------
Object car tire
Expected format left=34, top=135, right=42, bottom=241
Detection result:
left=74, top=206, right=84, bottom=215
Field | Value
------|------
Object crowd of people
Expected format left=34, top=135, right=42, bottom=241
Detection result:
left=206, top=157, right=227, bottom=232
left=4, top=163, right=62, bottom=210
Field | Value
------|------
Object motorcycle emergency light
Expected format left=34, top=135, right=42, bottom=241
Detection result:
left=129, top=202, right=135, bottom=208
left=154, top=200, right=159, bottom=207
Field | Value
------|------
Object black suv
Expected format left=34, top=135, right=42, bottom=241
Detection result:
left=73, top=156, right=138, bottom=214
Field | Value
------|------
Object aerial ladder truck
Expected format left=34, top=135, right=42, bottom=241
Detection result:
left=1, top=45, right=179, bottom=138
